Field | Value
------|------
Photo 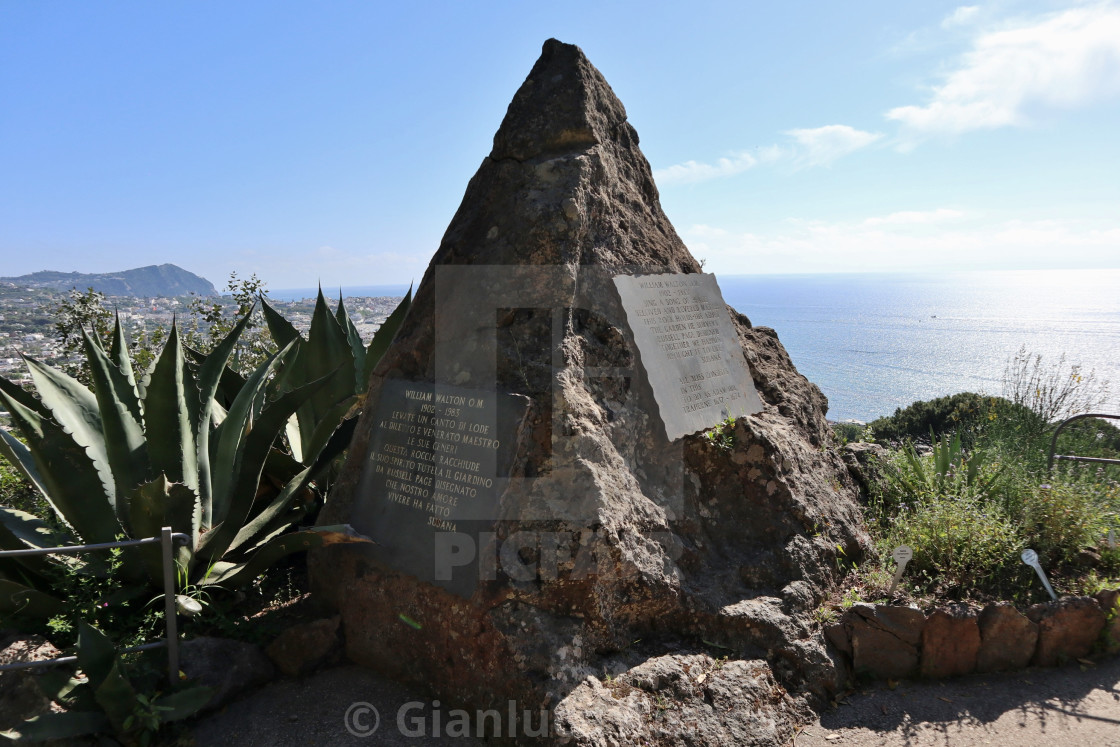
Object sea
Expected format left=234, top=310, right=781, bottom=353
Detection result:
left=274, top=269, right=1120, bottom=423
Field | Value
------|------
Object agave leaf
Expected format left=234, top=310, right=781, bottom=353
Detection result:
left=362, top=284, right=412, bottom=389
left=80, top=328, right=148, bottom=527
left=287, top=289, right=354, bottom=454
left=128, top=476, right=199, bottom=581
left=93, top=659, right=136, bottom=734
left=0, top=508, right=75, bottom=577
left=226, top=417, right=355, bottom=558
left=224, top=467, right=309, bottom=558
left=299, top=395, right=356, bottom=468
left=208, top=341, right=297, bottom=524
left=0, top=392, right=123, bottom=544
left=0, top=711, right=110, bottom=742
left=20, top=355, right=115, bottom=510
left=157, top=686, right=216, bottom=722
left=185, top=344, right=247, bottom=409
left=260, top=295, right=301, bottom=350
left=107, top=313, right=134, bottom=379
left=76, top=622, right=117, bottom=689
left=144, top=324, right=200, bottom=494
left=0, top=579, right=66, bottom=618
left=336, top=294, right=366, bottom=390
left=198, top=529, right=324, bottom=587
left=194, top=310, right=255, bottom=528
left=198, top=368, right=339, bottom=566
left=284, top=413, right=304, bottom=464
left=0, top=375, right=48, bottom=418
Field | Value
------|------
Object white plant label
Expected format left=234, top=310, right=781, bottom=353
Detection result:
left=1021, top=548, right=1057, bottom=601
left=1109, top=528, right=1116, bottom=550
left=888, top=545, right=913, bottom=595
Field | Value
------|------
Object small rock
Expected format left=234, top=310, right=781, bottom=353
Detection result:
left=1027, top=597, right=1106, bottom=667
left=266, top=616, right=342, bottom=677
left=921, top=604, right=979, bottom=678
left=180, top=636, right=275, bottom=712
left=977, top=603, right=1038, bottom=673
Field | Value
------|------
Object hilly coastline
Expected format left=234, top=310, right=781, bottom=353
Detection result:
left=0, top=263, right=217, bottom=297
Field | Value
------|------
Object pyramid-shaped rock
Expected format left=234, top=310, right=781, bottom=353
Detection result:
left=315, top=39, right=868, bottom=743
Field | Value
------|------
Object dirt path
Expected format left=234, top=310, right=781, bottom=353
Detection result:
left=189, top=656, right=1120, bottom=745
left=793, top=655, right=1120, bottom=747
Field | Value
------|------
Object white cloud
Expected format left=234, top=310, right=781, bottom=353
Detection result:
left=862, top=208, right=965, bottom=227
left=683, top=213, right=1120, bottom=275
left=942, top=5, right=980, bottom=29
left=653, top=152, right=758, bottom=185
left=888, top=4, right=1120, bottom=137
left=784, top=125, right=882, bottom=167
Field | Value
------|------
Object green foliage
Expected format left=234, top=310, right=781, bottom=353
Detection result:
left=702, top=415, right=737, bottom=451
left=867, top=392, right=1013, bottom=447
left=183, top=272, right=274, bottom=373
left=0, top=622, right=212, bottom=744
left=856, top=349, right=1120, bottom=604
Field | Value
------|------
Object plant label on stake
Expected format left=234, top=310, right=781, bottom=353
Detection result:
left=888, top=545, right=913, bottom=595
left=1109, top=528, right=1116, bottom=550
left=1021, top=549, right=1057, bottom=601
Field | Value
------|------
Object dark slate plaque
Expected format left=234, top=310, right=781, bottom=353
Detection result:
left=613, top=272, right=762, bottom=440
left=350, top=380, right=528, bottom=597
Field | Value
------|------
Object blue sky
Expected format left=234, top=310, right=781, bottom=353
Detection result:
left=2, top=1, right=1118, bottom=289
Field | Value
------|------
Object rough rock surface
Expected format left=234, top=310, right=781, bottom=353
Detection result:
left=920, top=604, right=980, bottom=678
left=1027, top=596, right=1106, bottom=667
left=553, top=654, right=808, bottom=746
left=266, top=616, right=343, bottom=677
left=313, top=38, right=869, bottom=741
left=180, top=636, right=275, bottom=712
left=845, top=604, right=924, bottom=680
left=1096, top=589, right=1120, bottom=653
left=0, top=634, right=61, bottom=730
left=977, top=603, right=1039, bottom=672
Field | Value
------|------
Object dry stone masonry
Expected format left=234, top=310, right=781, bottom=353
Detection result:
left=314, top=38, right=870, bottom=744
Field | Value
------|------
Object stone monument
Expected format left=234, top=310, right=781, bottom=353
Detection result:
left=314, top=39, right=869, bottom=744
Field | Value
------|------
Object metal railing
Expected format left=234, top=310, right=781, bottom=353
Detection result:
left=0, top=527, right=190, bottom=685
left=1047, top=413, right=1120, bottom=473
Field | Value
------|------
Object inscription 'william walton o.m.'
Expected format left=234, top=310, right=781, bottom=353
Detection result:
left=349, top=379, right=528, bottom=597
left=613, top=272, right=762, bottom=440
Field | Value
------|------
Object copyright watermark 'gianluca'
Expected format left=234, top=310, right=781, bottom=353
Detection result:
left=344, top=699, right=549, bottom=739
left=344, top=701, right=381, bottom=737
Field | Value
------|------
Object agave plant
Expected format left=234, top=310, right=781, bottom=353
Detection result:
left=0, top=310, right=352, bottom=617
left=260, top=286, right=411, bottom=468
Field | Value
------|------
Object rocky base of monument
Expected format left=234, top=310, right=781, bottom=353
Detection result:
left=824, top=590, right=1120, bottom=681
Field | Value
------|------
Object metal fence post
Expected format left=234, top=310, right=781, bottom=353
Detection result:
left=161, top=526, right=179, bottom=687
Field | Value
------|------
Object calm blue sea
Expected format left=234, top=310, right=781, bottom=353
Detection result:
left=275, top=269, right=1120, bottom=423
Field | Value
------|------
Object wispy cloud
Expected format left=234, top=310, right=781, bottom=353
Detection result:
left=785, top=125, right=882, bottom=167
left=941, top=5, right=980, bottom=29
left=683, top=213, right=1120, bottom=275
left=888, top=4, right=1120, bottom=138
left=862, top=208, right=965, bottom=227
left=653, top=152, right=759, bottom=185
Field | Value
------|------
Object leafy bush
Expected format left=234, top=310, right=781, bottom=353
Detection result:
left=867, top=392, right=1013, bottom=447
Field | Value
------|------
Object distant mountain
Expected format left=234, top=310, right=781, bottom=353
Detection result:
left=0, top=264, right=217, bottom=297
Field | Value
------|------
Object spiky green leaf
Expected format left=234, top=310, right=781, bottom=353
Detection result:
left=260, top=295, right=301, bottom=350
left=128, top=476, right=199, bottom=580
left=0, top=508, right=74, bottom=577
left=336, top=294, right=366, bottom=390
left=198, top=368, right=337, bottom=565
left=144, top=324, right=199, bottom=493
left=198, top=530, right=324, bottom=587
left=0, top=392, right=123, bottom=544
left=21, top=355, right=115, bottom=510
left=0, top=579, right=66, bottom=618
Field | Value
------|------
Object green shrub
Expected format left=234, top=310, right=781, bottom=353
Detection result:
left=868, top=392, right=1013, bottom=447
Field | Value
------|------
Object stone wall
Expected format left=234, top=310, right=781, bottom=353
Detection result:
left=824, top=590, right=1120, bottom=681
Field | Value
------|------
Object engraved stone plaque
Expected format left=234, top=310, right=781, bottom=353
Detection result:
left=613, top=272, right=762, bottom=440
left=350, top=379, right=528, bottom=597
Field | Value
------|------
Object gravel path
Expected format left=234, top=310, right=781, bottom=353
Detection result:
left=189, top=656, right=1120, bottom=745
